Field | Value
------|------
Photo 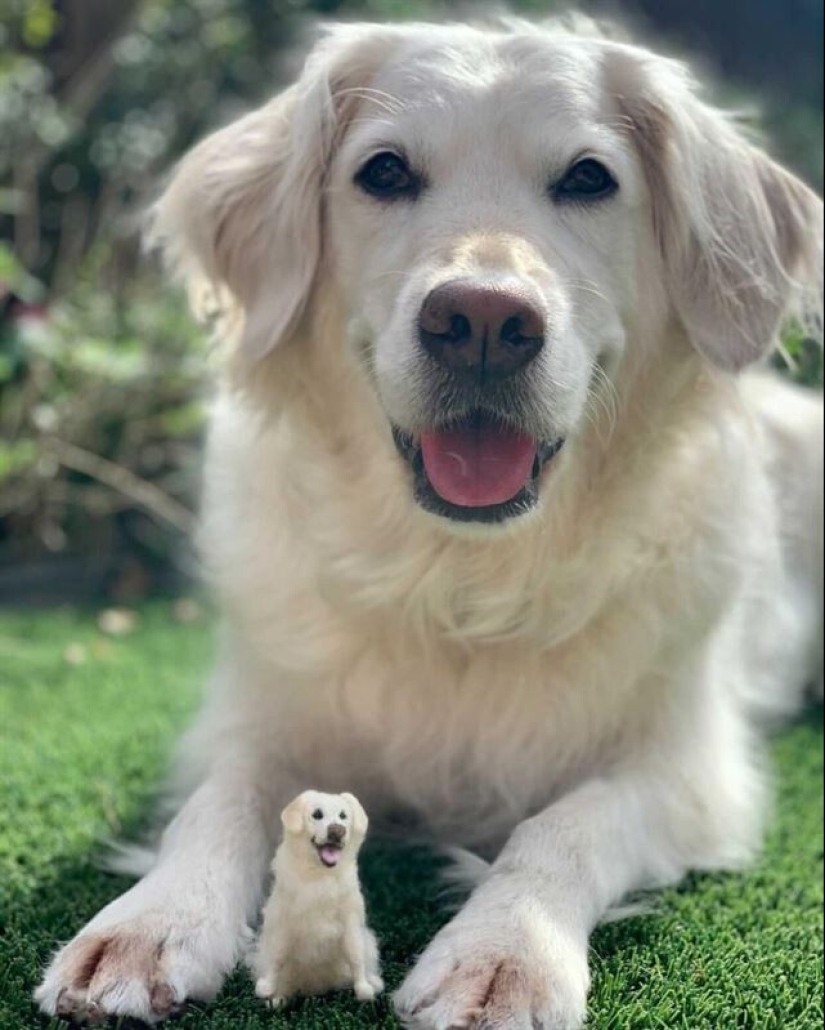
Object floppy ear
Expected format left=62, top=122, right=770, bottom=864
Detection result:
left=281, top=796, right=307, bottom=836
left=342, top=793, right=369, bottom=838
left=609, top=47, right=823, bottom=371
left=150, top=25, right=399, bottom=363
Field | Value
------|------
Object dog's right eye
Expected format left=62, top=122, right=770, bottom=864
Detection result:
left=355, top=152, right=420, bottom=200
left=312, top=809, right=323, bottom=821
left=552, top=158, right=618, bottom=203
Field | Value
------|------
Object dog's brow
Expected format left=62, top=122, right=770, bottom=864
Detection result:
left=335, top=86, right=408, bottom=118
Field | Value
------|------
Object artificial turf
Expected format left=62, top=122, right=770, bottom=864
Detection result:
left=0, top=605, right=822, bottom=1030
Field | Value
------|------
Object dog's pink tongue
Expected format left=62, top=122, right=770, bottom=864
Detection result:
left=320, top=846, right=341, bottom=868
left=421, top=422, right=536, bottom=508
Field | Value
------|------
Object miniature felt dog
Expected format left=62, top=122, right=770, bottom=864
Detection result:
left=252, top=790, right=383, bottom=1007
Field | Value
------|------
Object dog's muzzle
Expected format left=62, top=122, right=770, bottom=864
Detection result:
left=315, top=824, right=347, bottom=869
left=389, top=280, right=564, bottom=524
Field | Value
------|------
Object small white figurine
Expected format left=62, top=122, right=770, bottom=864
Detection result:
left=252, top=790, right=384, bottom=1008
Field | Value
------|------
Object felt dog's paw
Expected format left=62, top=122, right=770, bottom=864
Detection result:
left=255, top=976, right=286, bottom=1009
left=255, top=975, right=275, bottom=998
left=394, top=897, right=589, bottom=1030
left=355, top=978, right=379, bottom=1002
left=35, top=909, right=234, bottom=1025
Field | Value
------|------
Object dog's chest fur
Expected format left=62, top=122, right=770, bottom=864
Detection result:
left=258, top=597, right=678, bottom=846
left=277, top=869, right=356, bottom=926
left=202, top=382, right=774, bottom=846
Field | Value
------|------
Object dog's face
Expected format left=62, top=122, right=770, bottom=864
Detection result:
left=326, top=30, right=639, bottom=526
left=280, top=791, right=369, bottom=871
left=156, top=22, right=821, bottom=530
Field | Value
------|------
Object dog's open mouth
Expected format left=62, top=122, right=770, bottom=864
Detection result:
left=316, top=843, right=344, bottom=869
left=393, top=412, right=564, bottom=524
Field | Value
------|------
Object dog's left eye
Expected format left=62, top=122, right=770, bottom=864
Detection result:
left=355, top=151, right=420, bottom=200
left=312, top=809, right=324, bottom=821
left=553, top=158, right=618, bottom=202
left=339, top=812, right=347, bottom=820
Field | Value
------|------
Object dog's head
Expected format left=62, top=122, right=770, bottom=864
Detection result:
left=154, top=20, right=822, bottom=531
left=280, top=790, right=369, bottom=871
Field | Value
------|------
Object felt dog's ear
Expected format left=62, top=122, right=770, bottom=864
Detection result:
left=609, top=45, right=823, bottom=371
left=342, top=794, right=369, bottom=838
left=281, top=796, right=307, bottom=836
left=151, top=24, right=401, bottom=365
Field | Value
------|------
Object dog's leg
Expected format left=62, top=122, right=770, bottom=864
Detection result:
left=365, top=928, right=385, bottom=995
left=252, top=895, right=291, bottom=1007
left=396, top=726, right=762, bottom=1030
left=35, top=747, right=287, bottom=1025
left=344, top=914, right=382, bottom=1002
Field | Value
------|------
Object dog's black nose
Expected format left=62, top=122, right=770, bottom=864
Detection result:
left=326, top=824, right=346, bottom=844
left=418, top=280, right=545, bottom=382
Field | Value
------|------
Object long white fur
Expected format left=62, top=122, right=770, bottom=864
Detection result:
left=36, top=17, right=823, bottom=1030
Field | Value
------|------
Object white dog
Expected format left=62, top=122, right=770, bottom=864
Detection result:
left=36, top=17, right=823, bottom=1030
left=252, top=790, right=383, bottom=1006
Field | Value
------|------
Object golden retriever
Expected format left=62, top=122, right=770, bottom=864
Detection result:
left=36, top=17, right=823, bottom=1029
left=253, top=790, right=382, bottom=1007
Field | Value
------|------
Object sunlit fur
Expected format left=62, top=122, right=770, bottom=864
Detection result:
left=36, top=19, right=823, bottom=1030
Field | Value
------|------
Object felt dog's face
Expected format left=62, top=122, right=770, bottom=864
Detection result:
left=280, top=790, right=369, bottom=870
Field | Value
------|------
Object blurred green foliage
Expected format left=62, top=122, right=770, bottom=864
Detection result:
left=0, top=0, right=822, bottom=598
left=0, top=240, right=208, bottom=594
left=775, top=324, right=825, bottom=390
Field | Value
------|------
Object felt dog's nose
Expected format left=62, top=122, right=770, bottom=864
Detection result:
left=327, top=824, right=346, bottom=844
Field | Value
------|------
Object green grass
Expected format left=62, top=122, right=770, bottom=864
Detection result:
left=0, top=605, right=822, bottom=1030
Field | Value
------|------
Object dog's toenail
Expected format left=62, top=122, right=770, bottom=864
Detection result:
left=56, top=988, right=73, bottom=1015
left=151, top=982, right=176, bottom=1014
left=86, top=1002, right=105, bottom=1026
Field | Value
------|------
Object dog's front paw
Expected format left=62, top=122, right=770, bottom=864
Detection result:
left=395, top=885, right=590, bottom=1030
left=355, top=979, right=378, bottom=1002
left=255, top=977, right=287, bottom=1010
left=35, top=894, right=243, bottom=1025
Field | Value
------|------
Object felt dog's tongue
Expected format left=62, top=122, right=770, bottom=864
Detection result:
left=421, top=419, right=536, bottom=508
left=319, top=845, right=342, bottom=868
